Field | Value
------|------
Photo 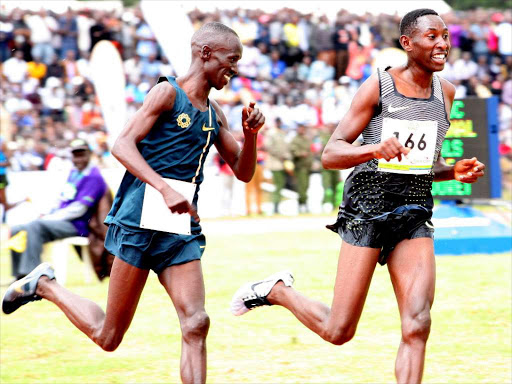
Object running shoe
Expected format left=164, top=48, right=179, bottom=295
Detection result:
left=2, top=263, right=55, bottom=315
left=230, top=271, right=294, bottom=316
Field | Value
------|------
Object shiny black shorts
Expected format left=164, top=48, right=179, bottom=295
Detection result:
left=327, top=205, right=434, bottom=266
left=104, top=223, right=206, bottom=274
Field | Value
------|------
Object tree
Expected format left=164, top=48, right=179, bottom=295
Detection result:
left=444, top=0, right=511, bottom=10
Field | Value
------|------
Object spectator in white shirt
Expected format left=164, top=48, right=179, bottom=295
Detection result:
left=24, top=10, right=56, bottom=65
left=453, top=51, right=478, bottom=82
left=2, top=50, right=27, bottom=84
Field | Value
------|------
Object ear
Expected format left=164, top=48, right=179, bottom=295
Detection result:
left=201, top=45, right=212, bottom=60
left=399, top=35, right=412, bottom=52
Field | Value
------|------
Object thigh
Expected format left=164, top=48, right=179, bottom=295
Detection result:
left=102, top=257, right=149, bottom=334
left=328, top=242, right=380, bottom=326
left=37, top=220, right=78, bottom=241
left=387, top=237, right=436, bottom=317
left=158, top=260, right=205, bottom=318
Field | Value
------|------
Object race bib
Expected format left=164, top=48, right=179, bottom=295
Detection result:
left=378, top=118, right=438, bottom=174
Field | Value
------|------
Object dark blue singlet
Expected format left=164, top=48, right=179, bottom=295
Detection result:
left=104, top=77, right=220, bottom=273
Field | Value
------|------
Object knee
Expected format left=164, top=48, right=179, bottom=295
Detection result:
left=402, top=309, right=431, bottom=344
left=322, top=323, right=356, bottom=346
left=96, top=329, right=124, bottom=352
left=181, top=310, right=210, bottom=343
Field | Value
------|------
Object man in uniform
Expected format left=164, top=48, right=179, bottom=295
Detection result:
left=290, top=123, right=313, bottom=213
left=3, top=22, right=264, bottom=384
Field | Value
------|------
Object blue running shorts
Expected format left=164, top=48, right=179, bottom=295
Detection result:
left=104, top=223, right=206, bottom=274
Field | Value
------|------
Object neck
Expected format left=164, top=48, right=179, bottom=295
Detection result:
left=403, top=61, right=434, bottom=89
left=177, top=65, right=211, bottom=107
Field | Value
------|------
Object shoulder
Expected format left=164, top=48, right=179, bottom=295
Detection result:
left=210, top=99, right=228, bottom=126
left=143, top=80, right=177, bottom=112
left=210, top=99, right=224, bottom=116
left=438, top=75, right=456, bottom=101
left=351, top=72, right=380, bottom=106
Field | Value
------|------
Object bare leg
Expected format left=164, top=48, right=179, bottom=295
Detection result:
left=268, top=242, right=380, bottom=344
left=36, top=257, right=149, bottom=351
left=158, top=260, right=209, bottom=384
left=387, top=238, right=435, bottom=384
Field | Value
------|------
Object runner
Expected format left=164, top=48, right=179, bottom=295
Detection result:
left=231, top=9, right=485, bottom=383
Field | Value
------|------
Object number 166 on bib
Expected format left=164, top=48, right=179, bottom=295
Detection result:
left=378, top=118, right=438, bottom=175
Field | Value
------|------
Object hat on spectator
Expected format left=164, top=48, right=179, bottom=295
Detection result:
left=70, top=139, right=91, bottom=153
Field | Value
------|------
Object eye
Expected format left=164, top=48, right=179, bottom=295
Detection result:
left=428, top=35, right=435, bottom=39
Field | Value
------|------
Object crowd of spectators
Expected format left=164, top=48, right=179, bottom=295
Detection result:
left=0, top=5, right=511, bottom=199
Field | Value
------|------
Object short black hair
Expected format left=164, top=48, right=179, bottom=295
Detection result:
left=192, top=22, right=238, bottom=46
left=399, top=9, right=439, bottom=36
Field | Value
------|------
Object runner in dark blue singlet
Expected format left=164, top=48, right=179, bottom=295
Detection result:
left=231, top=10, right=485, bottom=383
left=3, top=23, right=265, bottom=384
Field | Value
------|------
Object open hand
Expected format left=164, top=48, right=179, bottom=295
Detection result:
left=454, top=157, right=485, bottom=183
left=242, top=101, right=265, bottom=135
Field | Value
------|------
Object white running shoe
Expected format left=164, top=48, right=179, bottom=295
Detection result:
left=230, top=271, right=294, bottom=316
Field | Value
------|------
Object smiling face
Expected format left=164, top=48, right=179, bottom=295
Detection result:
left=401, top=15, right=451, bottom=73
left=203, top=35, right=242, bottom=90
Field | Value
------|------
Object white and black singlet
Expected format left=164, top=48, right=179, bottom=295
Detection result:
left=327, top=67, right=451, bottom=264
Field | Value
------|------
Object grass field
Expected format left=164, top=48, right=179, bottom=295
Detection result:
left=0, top=216, right=511, bottom=383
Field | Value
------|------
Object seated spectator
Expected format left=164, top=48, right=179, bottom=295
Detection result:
left=8, top=139, right=107, bottom=280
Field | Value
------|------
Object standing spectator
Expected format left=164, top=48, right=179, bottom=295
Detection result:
left=77, top=10, right=94, bottom=53
left=311, top=15, right=335, bottom=67
left=24, top=10, right=56, bottom=65
left=245, top=133, right=265, bottom=216
left=264, top=118, right=291, bottom=214
left=319, top=123, right=341, bottom=212
left=290, top=123, right=313, bottom=213
left=0, top=13, right=14, bottom=62
left=333, top=15, right=350, bottom=79
left=495, top=13, right=512, bottom=59
left=58, top=9, right=79, bottom=60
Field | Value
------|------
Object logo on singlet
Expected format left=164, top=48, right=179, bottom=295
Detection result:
left=177, top=113, right=191, bottom=128
left=202, top=123, right=215, bottom=132
left=388, top=105, right=410, bottom=113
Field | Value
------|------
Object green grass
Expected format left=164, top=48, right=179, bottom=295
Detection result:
left=0, top=220, right=511, bottom=383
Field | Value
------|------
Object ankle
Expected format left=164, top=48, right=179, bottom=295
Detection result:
left=267, top=281, right=286, bottom=304
left=36, top=276, right=54, bottom=297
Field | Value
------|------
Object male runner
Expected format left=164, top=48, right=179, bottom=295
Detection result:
left=3, top=22, right=264, bottom=384
left=231, top=9, right=485, bottom=383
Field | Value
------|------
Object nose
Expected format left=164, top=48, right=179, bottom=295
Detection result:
left=436, top=36, right=450, bottom=51
left=230, top=62, right=238, bottom=76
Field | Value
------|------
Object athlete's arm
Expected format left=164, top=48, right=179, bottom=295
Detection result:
left=322, top=73, right=410, bottom=170
left=112, top=81, right=198, bottom=218
left=434, top=78, right=485, bottom=182
left=213, top=100, right=265, bottom=182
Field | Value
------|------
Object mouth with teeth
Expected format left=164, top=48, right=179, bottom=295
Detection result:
left=432, top=52, right=448, bottom=64
left=223, top=74, right=231, bottom=83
